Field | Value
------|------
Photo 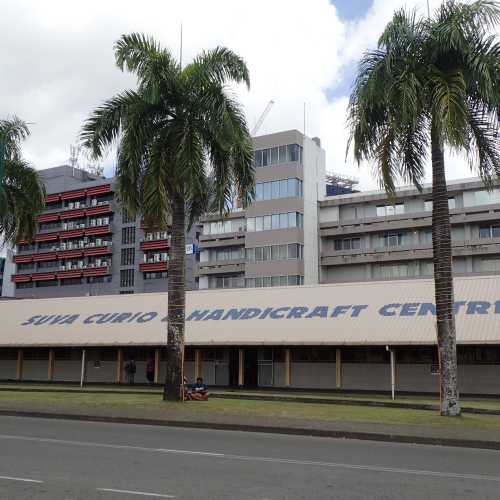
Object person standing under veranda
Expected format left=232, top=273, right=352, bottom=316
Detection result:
left=124, top=357, right=136, bottom=385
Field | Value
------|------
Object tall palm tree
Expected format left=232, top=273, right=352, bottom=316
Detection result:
left=81, top=34, right=254, bottom=401
left=347, top=0, right=500, bottom=416
left=0, top=117, right=45, bottom=245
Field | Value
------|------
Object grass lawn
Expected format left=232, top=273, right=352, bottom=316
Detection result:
left=0, top=390, right=500, bottom=432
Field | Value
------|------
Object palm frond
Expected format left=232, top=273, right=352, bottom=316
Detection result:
left=0, top=116, right=30, bottom=161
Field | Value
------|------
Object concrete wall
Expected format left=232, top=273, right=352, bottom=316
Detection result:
left=0, top=360, right=17, bottom=380
left=53, top=361, right=82, bottom=382
left=23, top=360, right=49, bottom=381
left=85, top=361, right=117, bottom=383
left=342, top=363, right=391, bottom=391
left=291, top=362, right=336, bottom=389
left=397, top=364, right=439, bottom=392
left=459, top=365, right=500, bottom=394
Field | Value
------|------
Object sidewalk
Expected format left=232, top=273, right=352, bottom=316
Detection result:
left=0, top=387, right=499, bottom=450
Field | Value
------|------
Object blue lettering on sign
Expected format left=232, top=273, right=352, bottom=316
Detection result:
left=18, top=299, right=500, bottom=327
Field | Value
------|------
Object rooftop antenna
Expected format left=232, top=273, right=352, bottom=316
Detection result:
left=69, top=145, right=81, bottom=177
left=180, top=23, right=183, bottom=69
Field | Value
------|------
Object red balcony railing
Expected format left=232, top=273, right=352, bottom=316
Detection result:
left=139, top=262, right=168, bottom=273
left=140, top=239, right=169, bottom=251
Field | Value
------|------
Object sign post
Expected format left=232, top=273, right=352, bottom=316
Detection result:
left=80, top=349, right=86, bottom=388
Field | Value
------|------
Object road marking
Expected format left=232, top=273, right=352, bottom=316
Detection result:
left=1, top=433, right=500, bottom=483
left=0, top=475, right=44, bottom=484
left=97, top=488, right=174, bottom=498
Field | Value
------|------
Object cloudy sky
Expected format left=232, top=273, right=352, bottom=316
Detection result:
left=0, top=0, right=481, bottom=190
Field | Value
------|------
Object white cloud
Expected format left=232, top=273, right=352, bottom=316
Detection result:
left=0, top=0, right=488, bottom=192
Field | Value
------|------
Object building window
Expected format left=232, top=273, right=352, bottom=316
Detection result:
left=376, top=203, right=404, bottom=217
left=481, top=259, right=500, bottom=272
left=255, top=178, right=303, bottom=201
left=208, top=275, right=245, bottom=289
left=87, top=276, right=110, bottom=284
left=253, top=143, right=302, bottom=168
left=247, top=212, right=303, bottom=232
left=212, top=247, right=244, bottom=262
left=373, top=263, right=410, bottom=279
left=121, top=247, right=135, bottom=266
left=16, top=262, right=35, bottom=272
left=61, top=277, right=83, bottom=286
left=122, top=227, right=136, bottom=245
left=205, top=219, right=245, bottom=235
left=119, top=290, right=134, bottom=294
left=246, top=244, right=303, bottom=262
left=121, top=207, right=135, bottom=224
left=120, top=268, right=135, bottom=287
left=424, top=200, right=433, bottom=212
left=422, top=230, right=433, bottom=244
left=380, top=232, right=404, bottom=248
left=245, top=275, right=304, bottom=288
left=144, top=272, right=168, bottom=280
left=18, top=243, right=36, bottom=252
left=36, top=280, right=58, bottom=287
left=16, top=282, right=33, bottom=289
left=39, top=221, right=61, bottom=231
left=333, top=238, right=361, bottom=251
left=479, top=225, right=500, bottom=239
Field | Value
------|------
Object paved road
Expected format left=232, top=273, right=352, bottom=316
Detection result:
left=0, top=416, right=499, bottom=499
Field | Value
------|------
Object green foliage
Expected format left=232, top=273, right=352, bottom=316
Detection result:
left=347, top=0, right=500, bottom=193
left=0, top=117, right=45, bottom=245
left=81, top=34, right=254, bottom=229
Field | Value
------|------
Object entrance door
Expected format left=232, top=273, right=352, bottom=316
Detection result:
left=244, top=348, right=258, bottom=388
left=258, top=349, right=274, bottom=387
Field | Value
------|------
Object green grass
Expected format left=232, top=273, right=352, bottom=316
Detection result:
left=1, top=390, right=499, bottom=432
left=2, top=383, right=500, bottom=411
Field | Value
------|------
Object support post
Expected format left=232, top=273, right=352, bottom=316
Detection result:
left=154, top=348, right=160, bottom=384
left=336, top=348, right=342, bottom=389
left=16, top=349, right=23, bottom=381
left=80, top=349, right=86, bottom=388
left=284, top=348, right=291, bottom=387
left=390, top=349, right=396, bottom=400
left=195, top=349, right=202, bottom=380
left=238, top=349, right=244, bottom=387
left=117, top=348, right=124, bottom=384
left=48, top=349, right=55, bottom=381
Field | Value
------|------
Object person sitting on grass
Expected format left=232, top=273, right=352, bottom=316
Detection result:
left=191, top=377, right=209, bottom=401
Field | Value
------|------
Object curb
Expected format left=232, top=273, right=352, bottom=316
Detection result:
left=0, top=408, right=499, bottom=451
left=2, top=387, right=499, bottom=416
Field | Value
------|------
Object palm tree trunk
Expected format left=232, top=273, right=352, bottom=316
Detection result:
left=163, top=190, right=186, bottom=402
left=431, top=121, right=460, bottom=416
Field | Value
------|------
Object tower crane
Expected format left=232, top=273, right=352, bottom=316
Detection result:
left=251, top=100, right=274, bottom=136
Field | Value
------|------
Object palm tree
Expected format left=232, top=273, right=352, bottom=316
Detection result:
left=81, top=33, right=254, bottom=401
left=347, top=0, right=500, bottom=416
left=0, top=117, right=45, bottom=245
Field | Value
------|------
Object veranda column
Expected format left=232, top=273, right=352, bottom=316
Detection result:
left=16, top=349, right=23, bottom=381
left=336, top=348, right=342, bottom=389
left=154, top=348, right=160, bottom=384
left=48, top=349, right=55, bottom=381
left=116, top=348, right=124, bottom=383
left=238, top=349, right=244, bottom=387
left=284, top=349, right=291, bottom=387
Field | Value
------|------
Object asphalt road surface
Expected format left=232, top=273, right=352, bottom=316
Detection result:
left=0, top=416, right=500, bottom=499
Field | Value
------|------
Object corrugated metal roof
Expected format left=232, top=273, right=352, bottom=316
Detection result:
left=1, top=275, right=500, bottom=347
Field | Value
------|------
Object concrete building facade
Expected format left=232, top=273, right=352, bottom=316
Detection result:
left=319, top=178, right=500, bottom=284
left=10, top=165, right=199, bottom=298
left=198, top=130, right=325, bottom=289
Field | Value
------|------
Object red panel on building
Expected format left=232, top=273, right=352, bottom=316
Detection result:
left=34, top=233, right=59, bottom=242
left=38, top=213, right=60, bottom=223
left=57, top=270, right=82, bottom=279
left=11, top=274, right=31, bottom=283
left=86, top=184, right=111, bottom=196
left=86, top=204, right=112, bottom=216
left=59, top=230, right=84, bottom=240
left=61, top=189, right=86, bottom=200
left=83, top=266, right=110, bottom=277
left=45, top=194, right=60, bottom=203
left=57, top=249, right=83, bottom=259
left=84, top=246, right=112, bottom=257
left=85, top=226, right=111, bottom=236
left=60, top=210, right=86, bottom=220
left=139, top=262, right=168, bottom=273
left=31, top=273, right=57, bottom=281
left=33, top=252, right=58, bottom=262
left=13, top=255, right=34, bottom=264
left=140, top=240, right=169, bottom=251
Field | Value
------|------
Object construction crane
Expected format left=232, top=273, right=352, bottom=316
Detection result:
left=251, top=100, right=274, bottom=136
